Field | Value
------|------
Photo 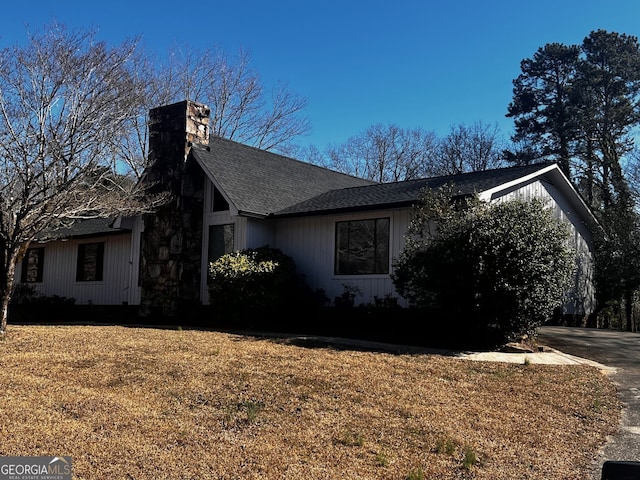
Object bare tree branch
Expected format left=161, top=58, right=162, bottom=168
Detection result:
left=325, top=124, right=439, bottom=182
left=0, top=22, right=163, bottom=333
left=434, top=122, right=506, bottom=175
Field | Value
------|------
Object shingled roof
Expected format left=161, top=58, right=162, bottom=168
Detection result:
left=191, top=137, right=375, bottom=216
left=35, top=217, right=129, bottom=242
left=272, top=162, right=557, bottom=217
left=192, top=138, right=563, bottom=219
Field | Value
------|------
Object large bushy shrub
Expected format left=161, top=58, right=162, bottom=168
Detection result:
left=392, top=187, right=575, bottom=342
left=208, top=246, right=327, bottom=325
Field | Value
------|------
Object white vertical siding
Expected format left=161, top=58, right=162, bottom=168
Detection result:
left=493, top=179, right=595, bottom=315
left=274, top=209, right=411, bottom=307
left=15, top=233, right=133, bottom=305
left=25, top=175, right=594, bottom=315
left=123, top=174, right=595, bottom=314
left=127, top=217, right=144, bottom=306
left=271, top=179, right=594, bottom=315
left=246, top=217, right=276, bottom=248
left=200, top=177, right=410, bottom=307
left=200, top=211, right=235, bottom=305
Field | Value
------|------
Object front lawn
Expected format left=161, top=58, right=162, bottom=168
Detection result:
left=0, top=325, right=620, bottom=479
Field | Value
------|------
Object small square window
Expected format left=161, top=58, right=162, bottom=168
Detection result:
left=335, top=218, right=390, bottom=275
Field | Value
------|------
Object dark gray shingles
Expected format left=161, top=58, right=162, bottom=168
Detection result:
left=273, top=163, right=554, bottom=217
left=191, top=137, right=375, bottom=216
left=193, top=136, right=553, bottom=218
left=36, top=217, right=127, bottom=241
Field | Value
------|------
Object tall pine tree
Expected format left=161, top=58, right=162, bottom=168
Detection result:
left=506, top=30, right=640, bottom=330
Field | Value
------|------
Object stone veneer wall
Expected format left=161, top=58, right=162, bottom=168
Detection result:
left=139, top=100, right=210, bottom=318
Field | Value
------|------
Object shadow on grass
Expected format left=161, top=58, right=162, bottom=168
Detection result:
left=9, top=303, right=506, bottom=352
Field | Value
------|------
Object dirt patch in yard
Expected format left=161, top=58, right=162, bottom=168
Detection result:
left=0, top=325, right=621, bottom=479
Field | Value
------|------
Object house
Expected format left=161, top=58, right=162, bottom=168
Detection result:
left=13, top=100, right=598, bottom=320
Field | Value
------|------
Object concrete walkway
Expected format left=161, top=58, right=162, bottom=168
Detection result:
left=459, top=347, right=616, bottom=372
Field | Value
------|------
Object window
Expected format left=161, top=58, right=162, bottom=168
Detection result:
left=208, top=224, right=235, bottom=263
left=76, top=242, right=105, bottom=282
left=211, top=185, right=230, bottom=212
left=207, top=224, right=235, bottom=285
left=335, top=218, right=390, bottom=275
left=21, top=247, right=44, bottom=283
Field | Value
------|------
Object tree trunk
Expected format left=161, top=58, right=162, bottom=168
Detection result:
left=0, top=282, right=11, bottom=335
left=0, top=242, right=22, bottom=336
left=625, top=289, right=633, bottom=332
left=0, top=261, right=16, bottom=336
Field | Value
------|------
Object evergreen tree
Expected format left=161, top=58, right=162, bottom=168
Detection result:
left=506, top=42, right=581, bottom=176
left=506, top=30, right=640, bottom=329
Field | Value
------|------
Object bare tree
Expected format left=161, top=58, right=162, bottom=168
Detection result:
left=287, top=144, right=331, bottom=168
left=113, top=46, right=312, bottom=179
left=434, top=122, right=506, bottom=175
left=325, top=124, right=439, bottom=182
left=0, top=23, right=160, bottom=334
left=167, top=46, right=311, bottom=151
left=105, top=51, right=169, bottom=179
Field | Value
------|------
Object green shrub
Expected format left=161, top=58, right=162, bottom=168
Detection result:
left=9, top=284, right=76, bottom=323
left=10, top=284, right=40, bottom=304
left=334, top=283, right=362, bottom=308
left=208, top=246, right=327, bottom=324
left=392, top=187, right=575, bottom=343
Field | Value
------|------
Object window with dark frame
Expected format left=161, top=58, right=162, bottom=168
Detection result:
left=207, top=224, right=235, bottom=284
left=335, top=218, right=390, bottom=275
left=76, top=242, right=105, bottom=282
left=21, top=247, right=44, bottom=283
left=211, top=185, right=230, bottom=212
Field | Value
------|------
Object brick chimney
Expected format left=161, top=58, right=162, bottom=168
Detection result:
left=139, top=100, right=210, bottom=318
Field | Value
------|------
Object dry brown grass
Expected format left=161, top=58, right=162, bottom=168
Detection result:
left=0, top=325, right=620, bottom=479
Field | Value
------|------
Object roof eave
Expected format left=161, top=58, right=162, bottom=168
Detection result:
left=478, top=164, right=558, bottom=201
left=480, top=163, right=601, bottom=232
left=270, top=200, right=416, bottom=219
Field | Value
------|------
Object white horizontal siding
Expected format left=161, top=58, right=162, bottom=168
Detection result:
left=15, top=233, right=133, bottom=305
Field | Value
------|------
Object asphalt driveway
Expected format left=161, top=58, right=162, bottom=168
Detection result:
left=537, top=326, right=640, bottom=479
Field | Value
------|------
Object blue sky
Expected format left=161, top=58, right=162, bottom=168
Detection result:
left=3, top=1, right=640, bottom=150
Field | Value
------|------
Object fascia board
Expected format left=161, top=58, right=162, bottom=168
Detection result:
left=479, top=163, right=600, bottom=230
left=478, top=164, right=558, bottom=201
